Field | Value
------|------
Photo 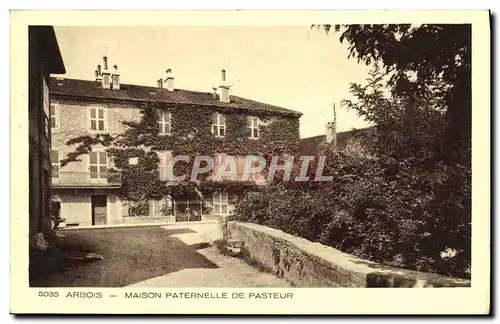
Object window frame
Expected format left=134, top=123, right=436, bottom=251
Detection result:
left=89, top=150, right=109, bottom=180
left=158, top=111, right=172, bottom=136
left=212, top=113, right=226, bottom=137
left=213, top=192, right=229, bottom=215
left=247, top=116, right=260, bottom=139
left=157, top=151, right=173, bottom=181
left=88, top=107, right=107, bottom=132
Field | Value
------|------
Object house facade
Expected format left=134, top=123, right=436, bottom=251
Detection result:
left=50, top=57, right=302, bottom=227
left=28, top=26, right=65, bottom=239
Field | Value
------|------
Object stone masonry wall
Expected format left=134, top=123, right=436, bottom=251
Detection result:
left=227, top=222, right=471, bottom=288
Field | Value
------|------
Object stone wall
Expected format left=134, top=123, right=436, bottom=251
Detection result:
left=227, top=221, right=471, bottom=288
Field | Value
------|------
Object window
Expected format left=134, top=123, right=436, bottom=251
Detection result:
left=150, top=200, right=163, bottom=216
left=247, top=117, right=260, bottom=139
left=213, top=153, right=233, bottom=181
left=157, top=151, right=173, bottom=181
left=50, top=103, right=59, bottom=129
left=212, top=113, right=226, bottom=137
left=44, top=115, right=50, bottom=138
left=213, top=192, right=229, bottom=215
left=89, top=107, right=106, bottom=131
left=214, top=153, right=225, bottom=168
left=89, top=151, right=108, bottom=179
left=158, top=111, right=171, bottom=135
left=51, top=150, right=59, bottom=178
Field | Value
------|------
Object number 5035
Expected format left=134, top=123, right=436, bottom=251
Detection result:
left=39, top=291, right=59, bottom=297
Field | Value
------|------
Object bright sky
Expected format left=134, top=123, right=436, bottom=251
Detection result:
left=53, top=26, right=371, bottom=138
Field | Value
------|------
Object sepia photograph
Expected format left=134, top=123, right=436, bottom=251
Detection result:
left=12, top=9, right=490, bottom=314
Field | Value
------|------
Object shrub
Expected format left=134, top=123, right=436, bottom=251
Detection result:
left=234, top=151, right=471, bottom=279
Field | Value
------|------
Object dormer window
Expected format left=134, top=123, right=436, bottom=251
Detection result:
left=158, top=111, right=171, bottom=135
left=247, top=116, right=260, bottom=139
left=212, top=113, right=226, bottom=137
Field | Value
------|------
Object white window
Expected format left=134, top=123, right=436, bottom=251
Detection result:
left=51, top=150, right=59, bottom=178
left=44, top=115, right=50, bottom=138
left=213, top=192, right=229, bottom=215
left=212, top=113, right=226, bottom=137
left=213, top=153, right=232, bottom=181
left=50, top=103, right=59, bottom=129
left=89, top=107, right=107, bottom=131
left=247, top=117, right=260, bottom=139
left=157, top=151, right=173, bottom=181
left=149, top=200, right=163, bottom=216
left=214, top=153, right=225, bottom=168
left=158, top=111, right=171, bottom=135
left=89, top=151, right=108, bottom=179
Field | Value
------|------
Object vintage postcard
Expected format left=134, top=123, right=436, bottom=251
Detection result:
left=10, top=10, right=490, bottom=315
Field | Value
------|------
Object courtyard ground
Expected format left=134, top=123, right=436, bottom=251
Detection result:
left=29, top=223, right=289, bottom=288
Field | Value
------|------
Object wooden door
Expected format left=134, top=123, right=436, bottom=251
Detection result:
left=91, top=195, right=107, bottom=225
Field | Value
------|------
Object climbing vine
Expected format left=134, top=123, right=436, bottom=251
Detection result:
left=60, top=100, right=301, bottom=204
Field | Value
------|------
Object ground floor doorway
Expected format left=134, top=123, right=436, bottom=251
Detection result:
left=91, top=195, right=107, bottom=225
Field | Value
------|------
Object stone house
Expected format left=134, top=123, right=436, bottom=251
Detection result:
left=50, top=57, right=302, bottom=227
left=300, top=121, right=373, bottom=156
left=28, top=26, right=66, bottom=239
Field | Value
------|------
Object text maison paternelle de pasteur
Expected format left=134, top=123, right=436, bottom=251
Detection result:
left=124, top=292, right=294, bottom=300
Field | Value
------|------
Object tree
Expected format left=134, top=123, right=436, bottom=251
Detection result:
left=319, top=24, right=471, bottom=166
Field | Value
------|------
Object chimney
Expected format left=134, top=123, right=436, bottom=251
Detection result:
left=218, top=69, right=231, bottom=103
left=95, top=65, right=103, bottom=84
left=325, top=103, right=337, bottom=150
left=95, top=70, right=101, bottom=84
left=101, top=56, right=111, bottom=89
left=164, top=69, right=174, bottom=91
left=325, top=122, right=336, bottom=144
left=111, top=64, right=120, bottom=90
left=157, top=78, right=164, bottom=88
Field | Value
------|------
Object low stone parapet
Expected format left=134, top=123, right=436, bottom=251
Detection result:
left=227, top=221, right=471, bottom=287
left=122, top=216, right=175, bottom=225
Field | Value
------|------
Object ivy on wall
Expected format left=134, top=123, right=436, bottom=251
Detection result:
left=60, top=100, right=301, bottom=204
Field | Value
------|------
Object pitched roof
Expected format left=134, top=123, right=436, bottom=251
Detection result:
left=30, top=27, right=66, bottom=74
left=300, top=128, right=374, bottom=155
left=50, top=77, right=302, bottom=117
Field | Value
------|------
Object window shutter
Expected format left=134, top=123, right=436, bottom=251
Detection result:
left=104, top=108, right=109, bottom=131
left=87, top=107, right=92, bottom=130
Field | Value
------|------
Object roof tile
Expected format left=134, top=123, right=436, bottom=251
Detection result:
left=50, top=77, right=302, bottom=117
